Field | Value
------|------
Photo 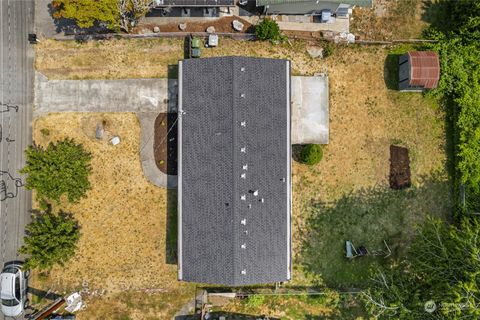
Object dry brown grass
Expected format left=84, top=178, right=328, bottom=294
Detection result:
left=351, top=0, right=429, bottom=40
left=35, top=38, right=184, bottom=80
left=31, top=113, right=193, bottom=319
left=33, top=38, right=449, bottom=317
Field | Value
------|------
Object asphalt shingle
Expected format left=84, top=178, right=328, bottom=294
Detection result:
left=178, top=56, right=291, bottom=286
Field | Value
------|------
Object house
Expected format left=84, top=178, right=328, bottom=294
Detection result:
left=398, top=51, right=440, bottom=91
left=152, top=0, right=235, bottom=17
left=257, top=0, right=373, bottom=16
left=177, top=56, right=291, bottom=286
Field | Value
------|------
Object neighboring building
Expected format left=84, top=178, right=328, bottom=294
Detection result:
left=152, top=0, right=235, bottom=17
left=257, top=0, right=373, bottom=16
left=178, top=56, right=292, bottom=286
left=398, top=51, right=440, bottom=91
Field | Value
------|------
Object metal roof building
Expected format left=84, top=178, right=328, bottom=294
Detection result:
left=399, top=51, right=440, bottom=91
left=257, top=0, right=373, bottom=15
left=178, top=57, right=292, bottom=286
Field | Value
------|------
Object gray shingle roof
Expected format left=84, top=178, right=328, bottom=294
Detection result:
left=178, top=56, right=291, bottom=286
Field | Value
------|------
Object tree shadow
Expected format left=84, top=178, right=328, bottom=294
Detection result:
left=298, top=173, right=452, bottom=288
left=28, top=287, right=62, bottom=301
left=384, top=54, right=400, bottom=90
left=166, top=189, right=178, bottom=265
left=292, top=145, right=305, bottom=163
left=420, top=0, right=453, bottom=35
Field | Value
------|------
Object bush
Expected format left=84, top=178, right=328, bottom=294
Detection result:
left=300, top=144, right=323, bottom=165
left=20, top=138, right=92, bottom=208
left=245, top=294, right=265, bottom=309
left=255, top=19, right=282, bottom=41
left=20, top=210, right=80, bottom=270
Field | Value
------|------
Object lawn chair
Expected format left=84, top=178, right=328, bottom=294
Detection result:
left=346, top=240, right=391, bottom=259
left=371, top=240, right=392, bottom=258
left=345, top=240, right=358, bottom=259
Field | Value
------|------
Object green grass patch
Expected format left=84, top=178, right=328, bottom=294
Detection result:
left=299, top=174, right=450, bottom=288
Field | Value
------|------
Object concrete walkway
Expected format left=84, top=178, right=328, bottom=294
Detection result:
left=34, top=72, right=178, bottom=189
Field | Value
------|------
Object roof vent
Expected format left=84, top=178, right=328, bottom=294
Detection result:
left=241, top=67, right=245, bottom=72
left=260, top=198, right=265, bottom=203
left=240, top=93, right=245, bottom=98
left=248, top=204, right=252, bottom=209
left=241, top=243, right=246, bottom=249
left=281, top=177, right=286, bottom=182
left=241, top=194, right=246, bottom=201
left=253, top=190, right=259, bottom=196
left=241, top=269, right=247, bottom=275
left=244, top=230, right=248, bottom=235
left=241, top=173, right=246, bottom=179
left=243, top=164, right=248, bottom=170
left=241, top=121, right=246, bottom=127
left=241, top=147, right=246, bottom=153
left=241, top=219, right=246, bottom=225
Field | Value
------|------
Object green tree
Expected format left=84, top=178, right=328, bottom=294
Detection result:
left=119, top=0, right=153, bottom=32
left=299, top=144, right=323, bottom=165
left=52, top=0, right=120, bottom=30
left=20, top=138, right=92, bottom=208
left=364, top=217, right=480, bottom=319
left=255, top=19, right=282, bottom=41
left=20, top=211, right=80, bottom=270
left=423, top=0, right=480, bottom=213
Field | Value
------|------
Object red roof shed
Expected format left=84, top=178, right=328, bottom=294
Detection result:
left=406, top=51, right=440, bottom=89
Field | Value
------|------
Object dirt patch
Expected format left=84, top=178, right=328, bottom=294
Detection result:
left=389, top=145, right=411, bottom=190
left=154, top=113, right=177, bottom=175
left=135, top=16, right=254, bottom=33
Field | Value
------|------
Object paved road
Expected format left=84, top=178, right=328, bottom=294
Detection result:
left=0, top=0, right=34, bottom=318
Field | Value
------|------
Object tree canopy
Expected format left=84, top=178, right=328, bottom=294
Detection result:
left=20, top=138, right=92, bottom=208
left=424, top=0, right=480, bottom=212
left=20, top=210, right=80, bottom=270
left=52, top=0, right=120, bottom=29
left=364, top=217, right=480, bottom=319
left=51, top=0, right=153, bottom=31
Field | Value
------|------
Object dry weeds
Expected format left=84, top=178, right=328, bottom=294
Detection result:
left=32, top=113, right=193, bottom=319
left=33, top=38, right=449, bottom=317
left=351, top=0, right=429, bottom=40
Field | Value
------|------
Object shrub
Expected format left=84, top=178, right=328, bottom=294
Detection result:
left=255, top=19, right=282, bottom=41
left=245, top=294, right=265, bottom=309
left=20, top=210, right=80, bottom=270
left=300, top=144, right=323, bottom=165
left=20, top=138, right=92, bottom=208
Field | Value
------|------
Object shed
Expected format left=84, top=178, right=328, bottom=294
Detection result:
left=398, top=51, right=440, bottom=91
left=178, top=56, right=291, bottom=286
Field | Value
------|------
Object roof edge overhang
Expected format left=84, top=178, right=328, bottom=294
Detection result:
left=177, top=60, right=184, bottom=281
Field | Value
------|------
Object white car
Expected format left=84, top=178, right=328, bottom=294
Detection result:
left=0, top=264, right=29, bottom=317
